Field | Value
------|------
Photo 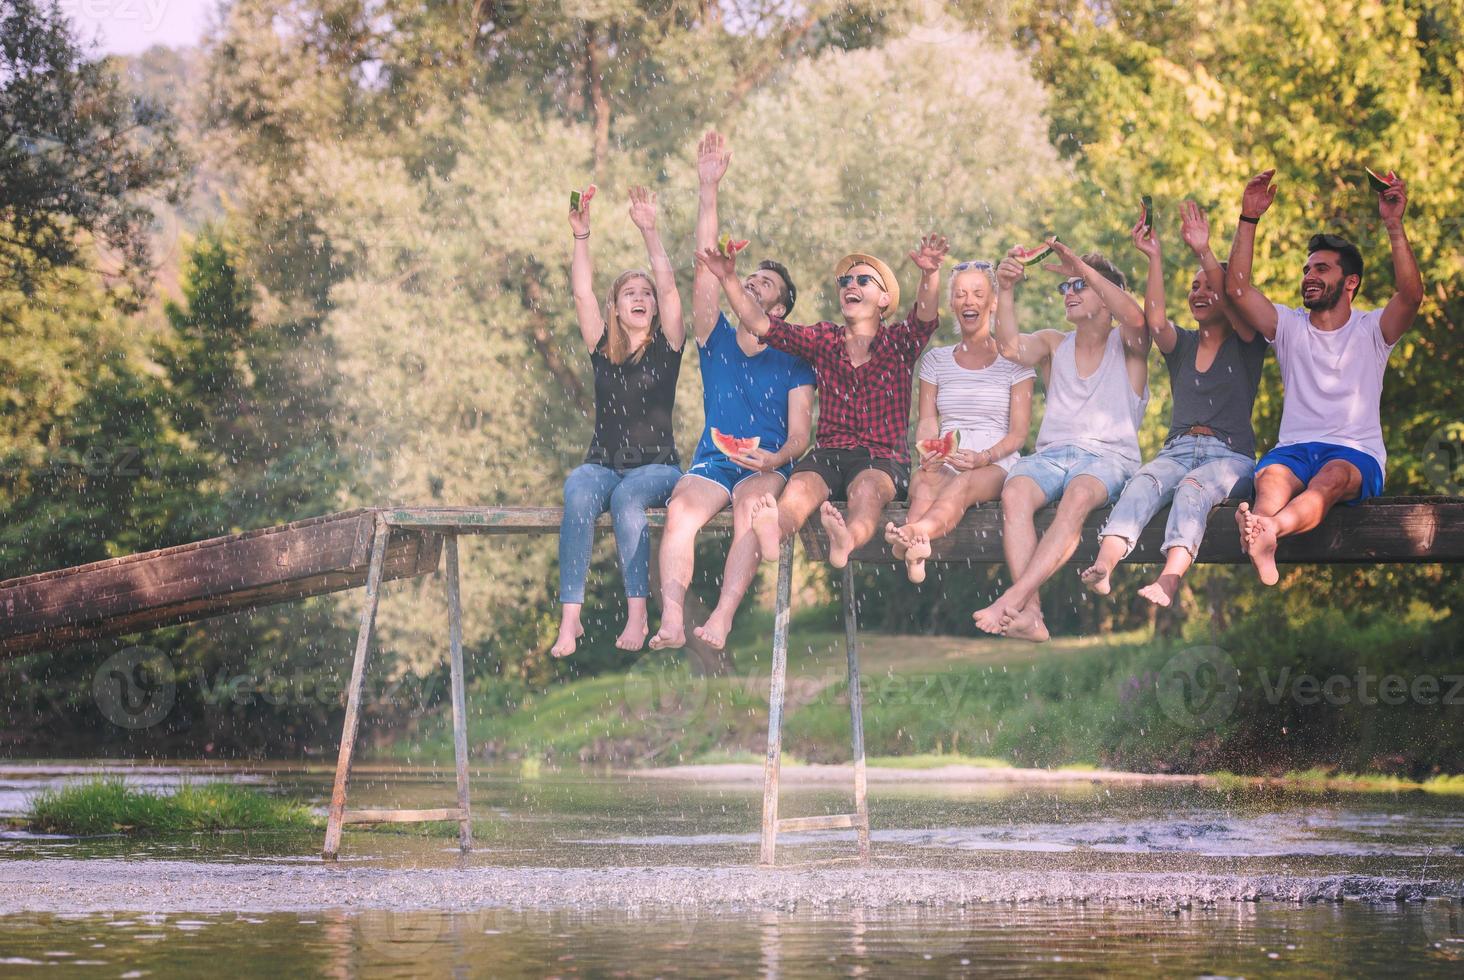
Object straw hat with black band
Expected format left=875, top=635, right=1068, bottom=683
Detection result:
left=834, top=252, right=900, bottom=317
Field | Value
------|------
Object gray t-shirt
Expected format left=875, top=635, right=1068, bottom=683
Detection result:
left=1162, top=326, right=1268, bottom=457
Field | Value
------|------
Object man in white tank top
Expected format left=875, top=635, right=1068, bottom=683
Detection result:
left=1223, top=170, right=1422, bottom=586
left=973, top=240, right=1152, bottom=641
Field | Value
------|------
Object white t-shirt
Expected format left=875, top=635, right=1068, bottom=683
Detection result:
left=1269, top=303, right=1394, bottom=470
left=917, top=344, right=1036, bottom=469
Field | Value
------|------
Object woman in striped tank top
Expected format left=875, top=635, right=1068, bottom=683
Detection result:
left=885, top=261, right=1036, bottom=582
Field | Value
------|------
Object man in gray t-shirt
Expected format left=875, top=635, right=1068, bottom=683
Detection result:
left=1081, top=200, right=1268, bottom=608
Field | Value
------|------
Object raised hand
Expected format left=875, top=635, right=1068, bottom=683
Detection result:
left=1042, top=237, right=1084, bottom=277
left=628, top=186, right=658, bottom=232
left=1378, top=177, right=1408, bottom=226
left=693, top=244, right=737, bottom=281
left=996, top=253, right=1025, bottom=290
left=908, top=233, right=950, bottom=273
left=1240, top=169, right=1277, bottom=219
left=1131, top=218, right=1161, bottom=260
left=1178, top=200, right=1214, bottom=255
left=568, top=183, right=596, bottom=237
left=697, top=130, right=732, bottom=186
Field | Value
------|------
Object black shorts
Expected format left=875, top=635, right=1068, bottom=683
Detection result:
left=792, top=447, right=909, bottom=501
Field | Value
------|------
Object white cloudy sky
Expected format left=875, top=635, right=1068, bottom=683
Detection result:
left=61, top=0, right=211, bottom=55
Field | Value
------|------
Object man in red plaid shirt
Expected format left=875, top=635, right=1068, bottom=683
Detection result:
left=695, top=234, right=948, bottom=567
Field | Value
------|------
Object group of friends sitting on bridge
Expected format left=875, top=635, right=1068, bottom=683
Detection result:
left=550, top=131, right=1422, bottom=657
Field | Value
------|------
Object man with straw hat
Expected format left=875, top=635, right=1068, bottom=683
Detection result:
left=695, top=234, right=948, bottom=568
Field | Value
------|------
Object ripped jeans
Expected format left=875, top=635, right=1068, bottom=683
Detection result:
left=1099, top=434, right=1255, bottom=558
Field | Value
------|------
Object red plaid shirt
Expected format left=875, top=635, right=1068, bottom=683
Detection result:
left=763, top=307, right=939, bottom=464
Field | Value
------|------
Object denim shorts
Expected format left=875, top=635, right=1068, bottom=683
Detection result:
left=684, top=456, right=793, bottom=499
left=1005, top=445, right=1137, bottom=506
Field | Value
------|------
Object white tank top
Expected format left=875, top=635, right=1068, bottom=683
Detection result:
left=1034, top=328, right=1148, bottom=465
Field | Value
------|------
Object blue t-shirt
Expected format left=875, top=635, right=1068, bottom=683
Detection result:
left=694, top=313, right=816, bottom=464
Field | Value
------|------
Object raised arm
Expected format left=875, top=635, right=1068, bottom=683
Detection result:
left=993, top=251, right=1058, bottom=367
left=695, top=245, right=769, bottom=337
left=628, top=186, right=684, bottom=351
left=1377, top=178, right=1423, bottom=345
left=1224, top=169, right=1280, bottom=340
left=1046, top=238, right=1149, bottom=358
left=908, top=233, right=949, bottom=323
left=1179, top=199, right=1255, bottom=342
left=692, top=131, right=731, bottom=344
left=1131, top=215, right=1175, bottom=354
left=569, top=184, right=604, bottom=349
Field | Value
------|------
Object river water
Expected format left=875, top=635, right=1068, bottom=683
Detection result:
left=1, top=761, right=1461, bottom=976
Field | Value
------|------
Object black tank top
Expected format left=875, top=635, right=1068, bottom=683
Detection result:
left=585, top=329, right=682, bottom=469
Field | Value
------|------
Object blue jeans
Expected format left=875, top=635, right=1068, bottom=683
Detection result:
left=559, top=463, right=682, bottom=603
left=1100, top=435, right=1255, bottom=558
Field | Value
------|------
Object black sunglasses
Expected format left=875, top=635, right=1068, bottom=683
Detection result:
left=1056, top=278, right=1088, bottom=296
left=837, top=273, right=885, bottom=289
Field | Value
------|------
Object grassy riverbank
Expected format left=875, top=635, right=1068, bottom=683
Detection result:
left=391, top=602, right=1463, bottom=779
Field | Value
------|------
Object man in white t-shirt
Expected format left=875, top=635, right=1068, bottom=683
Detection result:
left=1223, top=169, right=1423, bottom=585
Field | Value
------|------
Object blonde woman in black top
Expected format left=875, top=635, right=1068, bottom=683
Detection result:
left=552, top=185, right=686, bottom=658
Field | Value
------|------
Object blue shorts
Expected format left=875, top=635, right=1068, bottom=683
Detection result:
left=1005, top=445, right=1137, bottom=507
left=683, top=456, right=793, bottom=499
left=1256, top=442, right=1384, bottom=505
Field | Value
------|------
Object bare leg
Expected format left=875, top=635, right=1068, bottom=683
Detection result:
left=1080, top=535, right=1128, bottom=597
left=1137, top=547, right=1194, bottom=607
left=616, top=597, right=650, bottom=651
left=697, top=472, right=786, bottom=649
left=975, top=476, right=1109, bottom=641
left=752, top=471, right=828, bottom=564
left=1249, top=460, right=1361, bottom=587
left=823, top=469, right=897, bottom=568
left=903, top=466, right=947, bottom=526
left=1243, top=464, right=1305, bottom=586
left=650, top=478, right=730, bottom=650
left=972, top=476, right=1043, bottom=636
left=551, top=603, right=585, bottom=657
left=902, top=466, right=1006, bottom=582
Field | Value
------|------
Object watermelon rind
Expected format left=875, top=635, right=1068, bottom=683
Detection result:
left=1365, top=167, right=1396, bottom=193
left=570, top=190, right=582, bottom=212
left=1015, top=237, right=1059, bottom=266
left=1140, top=195, right=1154, bottom=231
left=711, top=427, right=761, bottom=456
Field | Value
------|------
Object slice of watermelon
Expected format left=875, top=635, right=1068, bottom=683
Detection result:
left=718, top=233, right=750, bottom=257
left=1365, top=167, right=1399, bottom=192
left=570, top=189, right=582, bottom=212
left=1139, top=195, right=1154, bottom=233
left=711, top=427, right=761, bottom=456
left=917, top=430, right=961, bottom=459
left=1012, top=237, right=1059, bottom=266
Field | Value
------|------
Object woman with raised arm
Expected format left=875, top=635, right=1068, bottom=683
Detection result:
left=1079, top=202, right=1268, bottom=606
left=552, top=184, right=686, bottom=658
left=884, top=260, right=1035, bottom=583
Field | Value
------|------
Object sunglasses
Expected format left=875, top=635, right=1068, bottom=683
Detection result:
left=952, top=260, right=994, bottom=272
left=1056, top=278, right=1088, bottom=296
left=836, top=273, right=885, bottom=290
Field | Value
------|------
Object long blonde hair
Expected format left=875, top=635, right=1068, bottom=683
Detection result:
left=602, top=270, right=659, bottom=365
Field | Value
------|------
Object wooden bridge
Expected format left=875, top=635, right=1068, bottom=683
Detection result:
left=2, top=497, right=1461, bottom=861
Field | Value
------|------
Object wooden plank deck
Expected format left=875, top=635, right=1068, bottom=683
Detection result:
left=2, top=497, right=1459, bottom=658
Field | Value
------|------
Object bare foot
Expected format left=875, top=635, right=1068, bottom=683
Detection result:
left=550, top=624, right=584, bottom=658
left=821, top=501, right=854, bottom=568
left=904, top=531, right=931, bottom=584
left=616, top=608, right=650, bottom=651
left=1247, top=513, right=1280, bottom=586
left=1001, top=604, right=1050, bottom=642
left=693, top=607, right=734, bottom=650
left=973, top=594, right=1019, bottom=635
left=1235, top=502, right=1253, bottom=555
left=883, top=521, right=908, bottom=560
left=1079, top=561, right=1113, bottom=596
left=1137, top=575, right=1181, bottom=607
left=648, top=621, right=685, bottom=650
left=751, top=493, right=783, bottom=564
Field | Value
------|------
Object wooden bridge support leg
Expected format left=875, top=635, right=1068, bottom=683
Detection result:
left=445, top=533, right=472, bottom=852
left=759, top=536, right=795, bottom=867
left=842, top=563, right=871, bottom=861
left=323, top=515, right=390, bottom=860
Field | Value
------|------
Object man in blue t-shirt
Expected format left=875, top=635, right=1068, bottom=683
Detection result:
left=649, top=130, right=815, bottom=652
